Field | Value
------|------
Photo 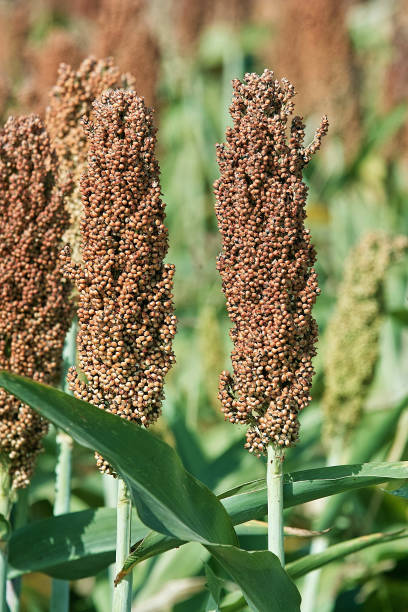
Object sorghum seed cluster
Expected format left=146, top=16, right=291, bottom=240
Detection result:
left=215, top=70, right=328, bottom=454
left=0, top=115, right=72, bottom=488
left=46, top=56, right=134, bottom=262
left=62, top=90, right=176, bottom=474
left=323, top=232, right=408, bottom=441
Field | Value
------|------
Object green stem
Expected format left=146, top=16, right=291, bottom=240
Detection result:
left=113, top=479, right=132, bottom=612
left=8, top=488, right=28, bottom=612
left=50, top=432, right=72, bottom=612
left=267, top=444, right=285, bottom=564
left=50, top=319, right=77, bottom=611
left=0, top=459, right=11, bottom=612
left=104, top=475, right=118, bottom=599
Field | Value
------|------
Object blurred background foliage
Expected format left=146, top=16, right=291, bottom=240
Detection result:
left=1, top=0, right=408, bottom=610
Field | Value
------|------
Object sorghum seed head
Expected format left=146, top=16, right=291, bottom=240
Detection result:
left=323, top=231, right=408, bottom=442
left=215, top=69, right=328, bottom=455
left=62, top=89, right=176, bottom=475
left=46, top=56, right=135, bottom=263
left=0, top=115, right=73, bottom=488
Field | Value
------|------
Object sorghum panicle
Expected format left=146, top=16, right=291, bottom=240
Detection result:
left=62, top=90, right=176, bottom=474
left=323, top=232, right=408, bottom=441
left=215, top=70, right=328, bottom=454
left=46, top=56, right=134, bottom=262
left=0, top=115, right=73, bottom=488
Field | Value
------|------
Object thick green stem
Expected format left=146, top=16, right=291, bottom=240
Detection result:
left=267, top=444, right=285, bottom=564
left=8, top=488, right=28, bottom=612
left=104, top=475, right=118, bottom=598
left=50, top=320, right=77, bottom=611
left=50, top=432, right=73, bottom=612
left=0, top=459, right=11, bottom=612
left=113, top=479, right=132, bottom=612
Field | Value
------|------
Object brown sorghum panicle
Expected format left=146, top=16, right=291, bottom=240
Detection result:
left=0, top=115, right=72, bottom=488
left=62, top=90, right=176, bottom=474
left=46, top=57, right=134, bottom=262
left=215, top=70, right=328, bottom=455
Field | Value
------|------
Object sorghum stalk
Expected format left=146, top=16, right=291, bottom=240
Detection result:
left=267, top=445, right=284, bottom=563
left=214, top=70, right=327, bottom=560
left=0, top=115, right=72, bottom=611
left=0, top=458, right=10, bottom=612
left=47, top=59, right=133, bottom=606
left=49, top=431, right=73, bottom=612
left=50, top=320, right=77, bottom=612
left=8, top=488, right=28, bottom=612
left=113, top=480, right=132, bottom=612
left=62, top=90, right=176, bottom=605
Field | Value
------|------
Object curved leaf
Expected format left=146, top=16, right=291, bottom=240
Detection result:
left=7, top=508, right=147, bottom=580
left=118, top=461, right=408, bottom=575
left=208, top=546, right=300, bottom=612
left=286, top=529, right=408, bottom=579
left=0, top=371, right=236, bottom=547
left=0, top=372, right=300, bottom=612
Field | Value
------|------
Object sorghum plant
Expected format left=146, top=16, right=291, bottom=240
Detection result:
left=0, top=114, right=72, bottom=611
left=215, top=69, right=328, bottom=561
left=0, top=115, right=72, bottom=489
left=47, top=58, right=132, bottom=612
left=323, top=231, right=408, bottom=450
left=62, top=89, right=176, bottom=610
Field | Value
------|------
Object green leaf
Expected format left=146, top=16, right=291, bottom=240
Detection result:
left=222, top=461, right=408, bottom=524
left=219, top=529, right=408, bottom=612
left=286, top=529, right=408, bottom=579
left=208, top=546, right=300, bottom=612
left=8, top=508, right=148, bottom=580
left=205, top=563, right=224, bottom=611
left=0, top=373, right=300, bottom=612
left=0, top=371, right=236, bottom=547
left=119, top=461, right=408, bottom=574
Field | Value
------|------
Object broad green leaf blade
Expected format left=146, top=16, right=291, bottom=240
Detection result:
left=219, top=529, right=408, bottom=612
left=119, top=461, right=408, bottom=574
left=0, top=372, right=236, bottom=547
left=0, top=373, right=300, bottom=611
left=8, top=508, right=148, bottom=580
left=286, top=529, right=408, bottom=579
left=208, top=546, right=300, bottom=612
